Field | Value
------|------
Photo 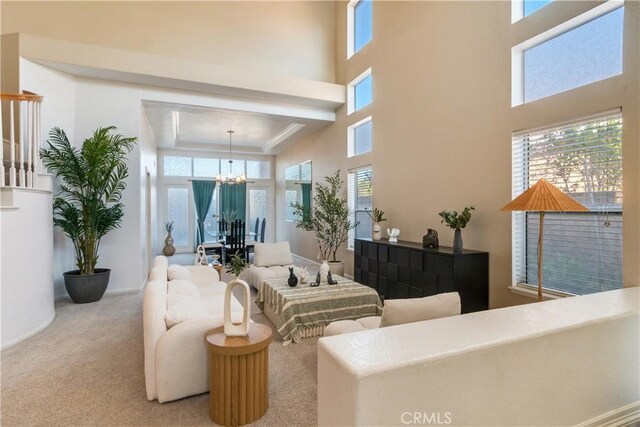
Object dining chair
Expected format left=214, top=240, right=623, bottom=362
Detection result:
left=260, top=218, right=266, bottom=243
left=245, top=217, right=259, bottom=261
left=225, top=219, right=246, bottom=262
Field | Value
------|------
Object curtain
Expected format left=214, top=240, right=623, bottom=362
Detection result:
left=220, top=183, right=247, bottom=223
left=192, top=180, right=216, bottom=247
left=301, top=183, right=312, bottom=222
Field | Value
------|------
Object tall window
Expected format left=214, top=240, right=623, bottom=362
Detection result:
left=348, top=0, right=372, bottom=58
left=348, top=167, right=373, bottom=249
left=348, top=68, right=372, bottom=114
left=511, top=111, right=623, bottom=295
left=348, top=116, right=372, bottom=157
left=512, top=1, right=624, bottom=105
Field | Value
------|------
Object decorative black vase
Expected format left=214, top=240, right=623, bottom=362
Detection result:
left=453, top=228, right=463, bottom=252
left=287, top=267, right=298, bottom=287
left=63, top=268, right=111, bottom=303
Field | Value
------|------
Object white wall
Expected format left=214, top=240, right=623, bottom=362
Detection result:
left=72, top=78, right=145, bottom=296
left=1, top=188, right=55, bottom=348
left=19, top=59, right=76, bottom=296
left=318, top=288, right=640, bottom=426
left=1, top=1, right=337, bottom=83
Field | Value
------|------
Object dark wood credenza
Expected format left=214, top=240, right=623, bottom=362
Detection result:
left=354, top=238, right=489, bottom=313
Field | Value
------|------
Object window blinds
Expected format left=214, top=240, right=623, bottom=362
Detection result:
left=511, top=109, right=623, bottom=295
left=348, top=167, right=373, bottom=249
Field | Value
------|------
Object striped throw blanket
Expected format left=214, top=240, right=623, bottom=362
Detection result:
left=256, top=276, right=382, bottom=344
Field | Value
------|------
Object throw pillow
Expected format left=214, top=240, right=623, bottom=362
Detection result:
left=379, top=292, right=461, bottom=327
left=254, top=241, right=293, bottom=267
left=168, top=264, right=193, bottom=281
left=167, top=279, right=200, bottom=298
left=165, top=294, right=207, bottom=328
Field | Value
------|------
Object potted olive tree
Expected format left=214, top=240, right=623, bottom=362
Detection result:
left=40, top=126, right=137, bottom=303
left=292, top=170, right=356, bottom=277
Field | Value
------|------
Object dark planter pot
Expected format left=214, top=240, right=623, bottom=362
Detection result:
left=63, top=268, right=111, bottom=304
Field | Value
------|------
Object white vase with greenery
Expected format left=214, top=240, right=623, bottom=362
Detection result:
left=368, top=208, right=387, bottom=241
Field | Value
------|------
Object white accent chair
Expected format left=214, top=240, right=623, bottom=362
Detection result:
left=324, top=292, right=461, bottom=336
left=245, top=241, right=300, bottom=290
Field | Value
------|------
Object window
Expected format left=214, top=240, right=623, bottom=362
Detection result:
left=348, top=116, right=372, bottom=157
left=193, top=158, right=219, bottom=178
left=512, top=2, right=624, bottom=105
left=249, top=188, right=268, bottom=234
left=163, top=156, right=191, bottom=176
left=348, top=0, right=372, bottom=58
left=221, top=159, right=245, bottom=177
left=246, top=160, right=271, bottom=179
left=511, top=110, right=623, bottom=296
left=524, top=0, right=552, bottom=17
left=512, top=0, right=552, bottom=21
left=348, top=68, right=372, bottom=114
left=285, top=190, right=298, bottom=222
left=348, top=167, right=373, bottom=249
left=166, top=187, right=190, bottom=247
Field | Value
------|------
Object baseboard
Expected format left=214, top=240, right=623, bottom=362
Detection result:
left=1, top=311, right=56, bottom=350
left=54, top=285, right=143, bottom=301
left=575, top=401, right=640, bottom=427
left=291, top=253, right=320, bottom=266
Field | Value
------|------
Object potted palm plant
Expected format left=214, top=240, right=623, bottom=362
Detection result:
left=292, top=170, right=356, bottom=277
left=40, top=126, right=137, bottom=303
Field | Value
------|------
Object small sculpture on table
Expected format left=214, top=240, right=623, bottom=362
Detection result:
left=310, top=272, right=321, bottom=287
left=422, top=229, right=439, bottom=248
left=224, top=251, right=250, bottom=337
left=327, top=271, right=338, bottom=285
left=387, top=228, right=400, bottom=243
left=299, top=266, right=309, bottom=284
left=287, top=267, right=298, bottom=287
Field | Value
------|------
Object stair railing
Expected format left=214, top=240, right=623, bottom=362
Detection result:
left=1, top=91, right=44, bottom=188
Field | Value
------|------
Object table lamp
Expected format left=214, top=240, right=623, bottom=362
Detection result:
left=501, top=179, right=588, bottom=301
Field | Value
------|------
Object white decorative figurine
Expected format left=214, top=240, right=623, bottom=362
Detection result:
left=223, top=252, right=250, bottom=337
left=299, top=266, right=309, bottom=284
left=387, top=228, right=400, bottom=243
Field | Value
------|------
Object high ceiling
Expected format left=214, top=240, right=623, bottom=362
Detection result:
left=144, top=101, right=332, bottom=155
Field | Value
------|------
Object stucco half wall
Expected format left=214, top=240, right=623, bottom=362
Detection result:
left=318, top=288, right=639, bottom=426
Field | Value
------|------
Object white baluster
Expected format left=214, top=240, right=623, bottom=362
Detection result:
left=33, top=101, right=40, bottom=187
left=0, top=99, right=5, bottom=187
left=27, top=101, right=33, bottom=188
left=18, top=100, right=25, bottom=187
left=9, top=99, right=16, bottom=187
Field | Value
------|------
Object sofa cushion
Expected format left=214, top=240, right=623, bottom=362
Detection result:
left=165, top=294, right=207, bottom=328
left=254, top=242, right=293, bottom=267
left=168, top=279, right=200, bottom=298
left=380, top=292, right=461, bottom=328
left=153, top=255, right=169, bottom=270
left=324, top=320, right=368, bottom=336
left=357, top=316, right=382, bottom=329
left=168, top=264, right=193, bottom=281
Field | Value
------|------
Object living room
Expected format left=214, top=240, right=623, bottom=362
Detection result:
left=1, top=1, right=638, bottom=426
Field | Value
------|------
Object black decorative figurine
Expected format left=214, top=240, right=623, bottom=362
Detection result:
left=309, top=271, right=321, bottom=287
left=287, top=267, right=298, bottom=287
left=327, top=271, right=337, bottom=285
left=423, top=228, right=439, bottom=248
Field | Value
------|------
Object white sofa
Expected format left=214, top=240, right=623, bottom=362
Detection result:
left=143, top=255, right=244, bottom=403
left=324, top=292, right=461, bottom=336
left=245, top=241, right=300, bottom=290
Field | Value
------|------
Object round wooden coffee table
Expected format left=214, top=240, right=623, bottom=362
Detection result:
left=207, top=324, right=272, bottom=426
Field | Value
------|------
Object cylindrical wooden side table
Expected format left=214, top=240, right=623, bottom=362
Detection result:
left=207, top=324, right=272, bottom=426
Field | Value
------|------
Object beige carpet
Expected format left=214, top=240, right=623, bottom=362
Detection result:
left=1, top=258, right=321, bottom=426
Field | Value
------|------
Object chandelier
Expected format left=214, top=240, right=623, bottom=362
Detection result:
left=215, top=130, right=246, bottom=184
